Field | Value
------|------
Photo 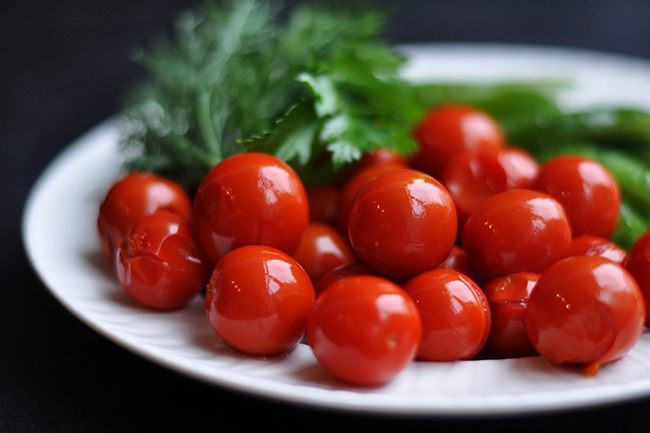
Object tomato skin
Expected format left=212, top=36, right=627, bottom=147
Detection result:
left=497, top=147, right=539, bottom=190
left=306, top=184, right=340, bottom=227
left=306, top=276, right=421, bottom=385
left=533, top=156, right=620, bottom=238
left=410, top=103, right=505, bottom=176
left=348, top=169, right=457, bottom=280
left=205, top=245, right=315, bottom=356
left=115, top=212, right=212, bottom=310
left=622, top=229, right=650, bottom=327
left=525, top=256, right=645, bottom=374
left=193, top=152, right=309, bottom=264
left=314, top=262, right=380, bottom=296
left=353, top=149, right=407, bottom=174
left=292, top=223, right=358, bottom=284
left=97, top=172, right=192, bottom=261
left=569, top=235, right=626, bottom=264
left=404, top=269, right=490, bottom=361
left=437, top=246, right=478, bottom=282
left=440, top=150, right=507, bottom=231
left=462, top=189, right=572, bottom=282
left=336, top=163, right=407, bottom=233
left=440, top=147, right=539, bottom=233
left=481, top=272, right=539, bottom=359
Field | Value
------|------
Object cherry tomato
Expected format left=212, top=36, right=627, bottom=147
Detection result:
left=481, top=272, right=540, bottom=359
left=353, top=149, right=407, bottom=173
left=306, top=184, right=340, bottom=227
left=568, top=235, right=626, bottom=264
left=410, top=103, right=505, bottom=176
left=306, top=276, right=421, bottom=385
left=525, top=255, right=645, bottom=375
left=498, top=146, right=539, bottom=190
left=292, top=223, right=358, bottom=284
left=462, top=189, right=572, bottom=282
left=622, top=229, right=650, bottom=327
left=336, top=163, right=407, bottom=233
left=314, top=262, right=380, bottom=296
left=440, top=147, right=540, bottom=234
left=97, top=172, right=192, bottom=261
left=205, top=245, right=315, bottom=356
left=404, top=269, right=490, bottom=361
left=348, top=169, right=457, bottom=279
left=194, top=152, right=309, bottom=264
left=532, top=155, right=620, bottom=238
left=439, top=149, right=507, bottom=231
left=437, top=246, right=478, bottom=282
left=115, top=212, right=212, bottom=310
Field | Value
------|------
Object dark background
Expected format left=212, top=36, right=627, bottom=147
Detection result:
left=5, top=1, right=650, bottom=431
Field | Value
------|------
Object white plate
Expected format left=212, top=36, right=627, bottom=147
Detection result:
left=23, top=43, right=650, bottom=416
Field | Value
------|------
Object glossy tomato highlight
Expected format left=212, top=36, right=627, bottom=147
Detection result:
left=569, top=235, right=626, bottom=264
left=404, top=269, right=490, bottom=361
left=205, top=245, right=315, bottom=356
left=306, top=276, right=421, bottom=385
left=348, top=169, right=457, bottom=279
left=525, top=255, right=645, bottom=375
left=193, top=152, right=309, bottom=264
left=116, top=212, right=212, bottom=310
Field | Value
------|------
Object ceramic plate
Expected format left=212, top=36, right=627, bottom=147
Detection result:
left=23, top=43, right=650, bottom=416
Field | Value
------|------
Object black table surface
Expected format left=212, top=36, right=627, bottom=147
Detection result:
left=5, top=1, right=650, bottom=431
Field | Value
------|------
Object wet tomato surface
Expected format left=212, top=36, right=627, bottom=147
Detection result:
left=306, top=276, right=421, bottom=385
left=193, top=152, right=309, bottom=264
left=116, top=212, right=212, bottom=310
left=525, top=255, right=645, bottom=375
left=348, top=169, right=457, bottom=279
left=205, top=245, right=315, bottom=356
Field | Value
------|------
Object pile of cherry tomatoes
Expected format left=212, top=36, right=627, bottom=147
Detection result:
left=97, top=103, right=650, bottom=385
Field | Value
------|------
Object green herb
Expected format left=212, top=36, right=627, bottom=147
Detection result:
left=118, top=0, right=419, bottom=189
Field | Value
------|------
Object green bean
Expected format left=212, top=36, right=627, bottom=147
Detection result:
left=611, top=201, right=650, bottom=250
left=506, top=108, right=650, bottom=153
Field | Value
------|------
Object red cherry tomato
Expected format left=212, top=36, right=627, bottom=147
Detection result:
left=348, top=169, right=457, bottom=279
left=525, top=256, right=645, bottom=375
left=498, top=146, right=539, bottom=190
left=533, top=155, right=620, bottom=238
left=292, top=223, right=358, bottom=284
left=481, top=272, right=540, bottom=359
left=462, top=189, right=572, bottom=282
left=437, top=246, right=478, bottom=282
left=306, top=276, right=421, bottom=385
left=440, top=149, right=507, bottom=231
left=568, top=235, right=626, bottom=264
left=306, top=184, right=341, bottom=227
left=353, top=149, right=407, bottom=173
left=115, top=212, right=212, bottom=310
left=404, top=269, right=490, bottom=361
left=97, top=172, right=192, bottom=261
left=193, top=152, right=309, bottom=264
left=314, top=262, right=380, bottom=296
left=623, top=229, right=650, bottom=327
left=205, top=245, right=315, bottom=356
left=410, top=103, right=505, bottom=176
left=336, top=163, right=407, bottom=233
